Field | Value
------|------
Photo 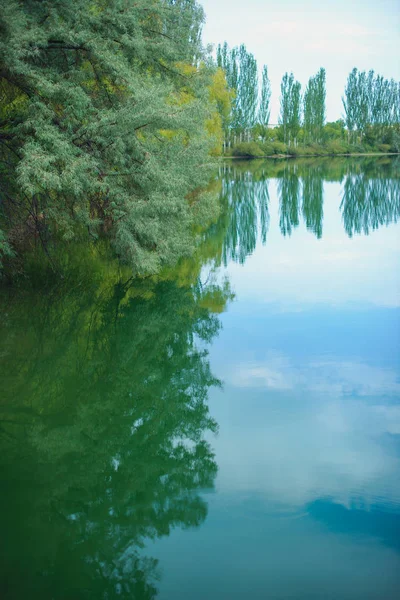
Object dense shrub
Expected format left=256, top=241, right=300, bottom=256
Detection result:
left=271, top=141, right=288, bottom=155
left=390, top=132, right=400, bottom=153
left=325, top=140, right=351, bottom=155
left=259, top=143, right=275, bottom=156
left=232, top=142, right=263, bottom=158
left=349, top=143, right=366, bottom=154
left=378, top=144, right=391, bottom=153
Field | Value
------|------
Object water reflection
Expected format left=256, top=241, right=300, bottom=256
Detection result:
left=218, top=169, right=270, bottom=264
left=302, top=167, right=324, bottom=238
left=1, top=156, right=399, bottom=599
left=219, top=157, right=400, bottom=262
left=278, top=166, right=301, bottom=237
left=341, top=175, right=400, bottom=237
left=0, top=264, right=232, bottom=598
left=306, top=499, right=400, bottom=553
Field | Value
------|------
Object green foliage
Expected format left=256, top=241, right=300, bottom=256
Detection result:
left=0, top=224, right=234, bottom=597
left=304, top=68, right=326, bottom=143
left=279, top=72, right=301, bottom=145
left=258, top=142, right=275, bottom=156
left=215, top=39, right=399, bottom=157
left=324, top=140, right=350, bottom=154
left=258, top=66, right=271, bottom=130
left=0, top=0, right=220, bottom=278
left=217, top=42, right=258, bottom=139
left=254, top=123, right=273, bottom=144
left=214, top=162, right=270, bottom=264
left=229, top=123, right=397, bottom=159
left=343, top=68, right=400, bottom=143
left=378, top=143, right=391, bottom=153
left=341, top=170, right=400, bottom=237
left=221, top=156, right=400, bottom=242
left=206, top=67, right=233, bottom=155
left=271, top=141, right=288, bottom=155
left=232, top=142, right=263, bottom=158
left=229, top=140, right=289, bottom=157
left=390, top=130, right=400, bottom=152
left=324, top=120, right=346, bottom=141
left=0, top=229, right=14, bottom=271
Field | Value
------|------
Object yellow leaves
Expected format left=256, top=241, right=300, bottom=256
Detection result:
left=101, top=75, right=126, bottom=96
left=163, top=62, right=199, bottom=108
left=208, top=68, right=233, bottom=120
left=175, top=62, right=198, bottom=78
left=158, top=129, right=177, bottom=140
left=205, top=112, right=223, bottom=156
left=157, top=65, right=232, bottom=157
left=205, top=68, right=233, bottom=155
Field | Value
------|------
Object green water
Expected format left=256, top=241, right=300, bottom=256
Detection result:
left=1, top=157, right=400, bottom=599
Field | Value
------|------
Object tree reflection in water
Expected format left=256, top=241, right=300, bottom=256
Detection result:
left=1, top=155, right=399, bottom=599
left=218, top=157, right=399, bottom=263
left=341, top=174, right=400, bottom=237
left=0, top=260, right=233, bottom=599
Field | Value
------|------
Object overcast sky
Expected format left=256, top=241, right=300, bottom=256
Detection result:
left=200, top=0, right=400, bottom=123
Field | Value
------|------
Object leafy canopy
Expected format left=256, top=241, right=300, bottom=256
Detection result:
left=0, top=0, right=222, bottom=276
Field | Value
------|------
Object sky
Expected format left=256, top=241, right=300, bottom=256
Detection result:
left=200, top=0, right=400, bottom=123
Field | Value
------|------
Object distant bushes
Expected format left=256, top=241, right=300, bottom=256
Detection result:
left=324, top=140, right=350, bottom=154
left=231, top=141, right=289, bottom=157
left=378, top=143, right=391, bottom=153
left=270, top=141, right=288, bottom=155
left=231, top=142, right=263, bottom=158
left=226, top=139, right=398, bottom=159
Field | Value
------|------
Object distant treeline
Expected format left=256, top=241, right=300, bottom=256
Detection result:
left=216, top=42, right=400, bottom=156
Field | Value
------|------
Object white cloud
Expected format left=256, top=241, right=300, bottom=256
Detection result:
left=212, top=390, right=400, bottom=509
left=228, top=352, right=400, bottom=398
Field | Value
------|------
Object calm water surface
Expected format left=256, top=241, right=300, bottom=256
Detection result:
left=1, top=157, right=400, bottom=599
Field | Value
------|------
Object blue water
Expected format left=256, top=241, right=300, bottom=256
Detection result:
left=1, top=158, right=399, bottom=599
left=148, top=161, right=400, bottom=599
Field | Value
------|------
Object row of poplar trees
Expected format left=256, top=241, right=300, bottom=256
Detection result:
left=217, top=42, right=400, bottom=148
left=217, top=42, right=327, bottom=147
left=343, top=69, right=400, bottom=142
left=280, top=68, right=327, bottom=146
left=217, top=42, right=270, bottom=145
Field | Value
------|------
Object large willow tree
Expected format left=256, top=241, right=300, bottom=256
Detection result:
left=0, top=0, right=220, bottom=277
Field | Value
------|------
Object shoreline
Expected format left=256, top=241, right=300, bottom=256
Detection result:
left=220, top=152, right=400, bottom=161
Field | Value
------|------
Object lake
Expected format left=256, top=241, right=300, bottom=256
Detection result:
left=0, top=157, right=399, bottom=599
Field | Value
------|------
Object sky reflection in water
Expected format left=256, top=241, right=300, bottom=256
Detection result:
left=151, top=158, right=400, bottom=599
left=0, top=158, right=399, bottom=599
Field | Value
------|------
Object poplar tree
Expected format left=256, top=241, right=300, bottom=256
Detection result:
left=303, top=78, right=315, bottom=143
left=238, top=45, right=258, bottom=138
left=314, top=68, right=326, bottom=141
left=304, top=68, right=326, bottom=143
left=216, top=42, right=258, bottom=143
left=279, top=73, right=292, bottom=144
left=289, top=81, right=302, bottom=146
left=279, top=72, right=301, bottom=145
left=343, top=68, right=358, bottom=142
left=257, top=66, right=272, bottom=139
left=343, top=68, right=399, bottom=142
